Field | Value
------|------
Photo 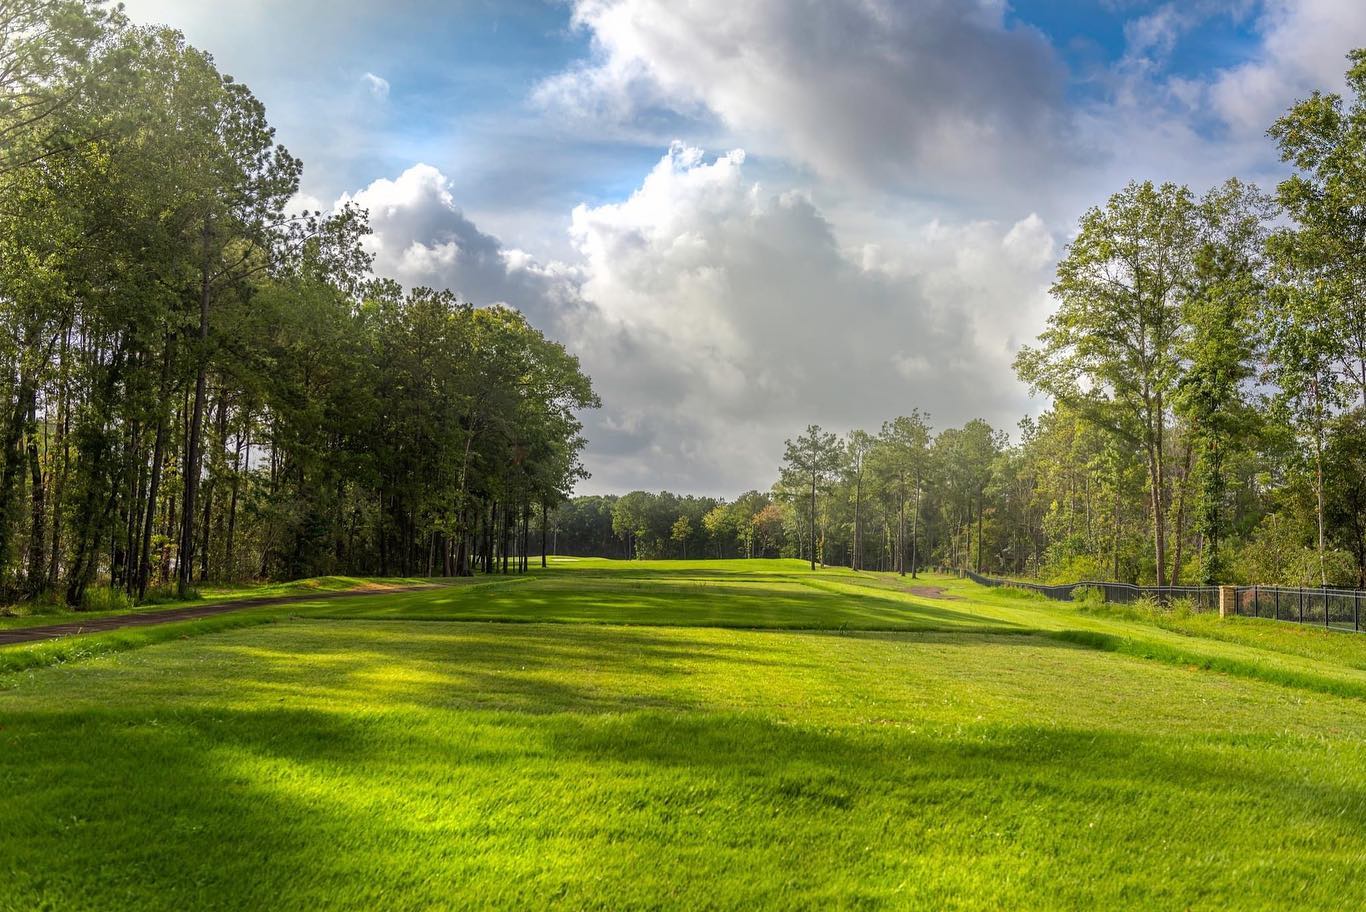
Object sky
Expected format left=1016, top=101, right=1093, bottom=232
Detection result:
left=120, top=0, right=1366, bottom=497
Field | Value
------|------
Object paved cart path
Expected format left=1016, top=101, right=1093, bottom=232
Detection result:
left=0, top=583, right=435, bottom=647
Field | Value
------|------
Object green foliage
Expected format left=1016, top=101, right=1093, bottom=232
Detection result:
left=0, top=5, right=598, bottom=600
left=77, top=585, right=132, bottom=613
left=1068, top=584, right=1104, bottom=608
left=139, top=584, right=200, bottom=605
left=1231, top=513, right=1359, bottom=586
left=1045, top=554, right=1112, bottom=585
left=780, top=425, right=842, bottom=569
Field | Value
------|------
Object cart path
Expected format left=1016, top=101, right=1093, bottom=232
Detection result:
left=0, top=583, right=435, bottom=647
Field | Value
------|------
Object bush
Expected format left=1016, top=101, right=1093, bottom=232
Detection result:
left=1164, top=596, right=1198, bottom=618
left=1044, top=554, right=1110, bottom=585
left=1231, top=514, right=1359, bottom=586
left=996, top=585, right=1047, bottom=601
left=140, top=584, right=200, bottom=605
left=80, top=587, right=134, bottom=614
left=1070, top=585, right=1104, bottom=608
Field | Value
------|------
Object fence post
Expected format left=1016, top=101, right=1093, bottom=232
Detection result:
left=1299, top=589, right=1304, bottom=624
left=1218, top=586, right=1237, bottom=619
left=1356, top=592, right=1360, bottom=632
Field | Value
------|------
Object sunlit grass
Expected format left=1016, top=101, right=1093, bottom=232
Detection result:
left=2, top=559, right=1365, bottom=909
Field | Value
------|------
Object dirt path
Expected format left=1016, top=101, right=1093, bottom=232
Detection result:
left=903, top=585, right=959, bottom=600
left=0, top=584, right=433, bottom=647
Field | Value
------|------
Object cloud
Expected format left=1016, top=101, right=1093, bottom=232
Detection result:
left=535, top=0, right=1076, bottom=197
left=362, top=71, right=390, bottom=100
left=567, top=145, right=1058, bottom=492
left=341, top=148, right=1055, bottom=494
left=1208, top=0, right=1366, bottom=136
left=337, top=164, right=583, bottom=329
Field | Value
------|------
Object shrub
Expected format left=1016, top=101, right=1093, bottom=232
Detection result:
left=80, top=587, right=134, bottom=614
left=996, top=585, right=1047, bottom=601
left=140, top=584, right=200, bottom=605
left=1231, top=514, right=1359, bottom=586
left=1070, top=585, right=1104, bottom=609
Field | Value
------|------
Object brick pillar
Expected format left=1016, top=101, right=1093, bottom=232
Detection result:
left=1218, top=586, right=1237, bottom=618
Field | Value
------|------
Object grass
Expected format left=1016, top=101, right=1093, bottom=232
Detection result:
left=2, top=559, right=1365, bottom=909
left=0, top=575, right=429, bottom=631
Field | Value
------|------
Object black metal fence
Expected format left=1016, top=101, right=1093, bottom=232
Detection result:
left=961, top=570, right=1363, bottom=633
left=1232, top=585, right=1363, bottom=632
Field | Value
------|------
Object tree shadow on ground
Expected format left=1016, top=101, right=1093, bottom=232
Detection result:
left=3, top=698, right=1364, bottom=911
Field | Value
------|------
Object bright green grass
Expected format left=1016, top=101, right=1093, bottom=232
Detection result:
left=2, top=560, right=1365, bottom=910
left=320, top=561, right=1016, bottom=632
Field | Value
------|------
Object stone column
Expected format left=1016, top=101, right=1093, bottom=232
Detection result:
left=1218, top=585, right=1237, bottom=619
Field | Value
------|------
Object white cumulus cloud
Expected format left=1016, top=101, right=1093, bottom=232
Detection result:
left=339, top=146, right=1061, bottom=494
left=535, top=0, right=1076, bottom=197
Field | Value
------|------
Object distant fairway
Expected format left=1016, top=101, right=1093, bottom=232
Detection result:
left=3, top=560, right=1365, bottom=910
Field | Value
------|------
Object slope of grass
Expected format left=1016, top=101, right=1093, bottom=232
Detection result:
left=319, top=561, right=1018, bottom=632
left=317, top=561, right=1366, bottom=699
left=2, top=559, right=1365, bottom=910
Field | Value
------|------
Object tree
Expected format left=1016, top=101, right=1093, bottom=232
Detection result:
left=780, top=425, right=841, bottom=570
left=870, top=414, right=931, bottom=576
left=148, top=31, right=305, bottom=598
left=1016, top=181, right=1197, bottom=586
left=0, top=0, right=126, bottom=187
left=1175, top=179, right=1271, bottom=584
left=844, top=429, right=873, bottom=571
left=670, top=515, right=691, bottom=559
left=1269, top=49, right=1366, bottom=411
left=1324, top=409, right=1366, bottom=587
left=1263, top=277, right=1345, bottom=588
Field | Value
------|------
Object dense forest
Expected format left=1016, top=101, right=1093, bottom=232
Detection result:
left=553, top=50, right=1366, bottom=590
left=0, top=2, right=597, bottom=608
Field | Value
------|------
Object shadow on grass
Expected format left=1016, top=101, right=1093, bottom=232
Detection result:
left=3, top=698, right=1364, bottom=911
left=322, top=578, right=1014, bottom=632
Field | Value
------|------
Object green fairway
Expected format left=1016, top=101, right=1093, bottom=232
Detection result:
left=316, top=559, right=1020, bottom=632
left=3, top=561, right=1365, bottom=910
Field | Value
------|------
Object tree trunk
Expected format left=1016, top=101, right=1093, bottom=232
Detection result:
left=1145, top=443, right=1167, bottom=587
left=25, top=385, right=46, bottom=595
left=1170, top=443, right=1193, bottom=585
left=853, top=467, right=862, bottom=571
left=809, top=474, right=817, bottom=571
left=225, top=424, right=247, bottom=580
left=910, top=475, right=921, bottom=579
left=1315, top=421, right=1327, bottom=588
left=897, top=483, right=906, bottom=577
left=976, top=488, right=984, bottom=572
left=0, top=370, right=33, bottom=590
left=1112, top=485, right=1121, bottom=581
left=179, top=251, right=212, bottom=598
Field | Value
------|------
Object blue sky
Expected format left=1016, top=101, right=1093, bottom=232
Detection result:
left=120, top=1, right=1366, bottom=495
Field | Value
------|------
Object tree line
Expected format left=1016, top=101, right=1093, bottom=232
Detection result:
left=554, top=51, right=1366, bottom=589
left=0, top=2, right=598, bottom=607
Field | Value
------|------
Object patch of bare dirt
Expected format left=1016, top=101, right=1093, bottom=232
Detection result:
left=904, top=585, right=959, bottom=600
